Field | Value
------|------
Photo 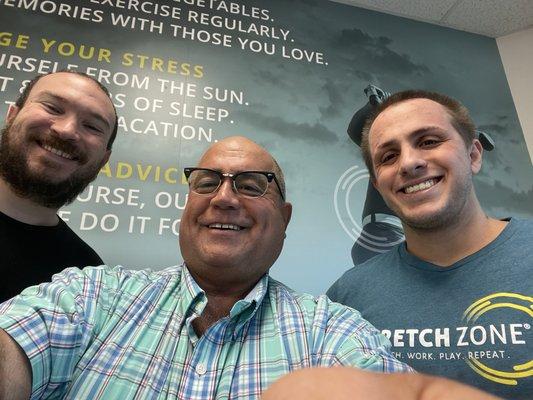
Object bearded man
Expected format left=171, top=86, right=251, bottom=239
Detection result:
left=0, top=71, right=118, bottom=301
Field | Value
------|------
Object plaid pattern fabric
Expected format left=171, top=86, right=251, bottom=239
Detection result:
left=0, top=265, right=410, bottom=399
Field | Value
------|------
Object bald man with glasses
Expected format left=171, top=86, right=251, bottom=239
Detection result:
left=1, top=136, right=410, bottom=400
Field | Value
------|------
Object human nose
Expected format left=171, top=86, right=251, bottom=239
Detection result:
left=399, top=147, right=427, bottom=177
left=210, top=178, right=241, bottom=209
left=51, top=115, right=79, bottom=141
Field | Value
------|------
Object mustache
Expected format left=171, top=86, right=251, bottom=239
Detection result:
left=38, top=134, right=86, bottom=162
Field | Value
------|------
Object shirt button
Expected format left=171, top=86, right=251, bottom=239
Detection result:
left=196, top=362, right=207, bottom=375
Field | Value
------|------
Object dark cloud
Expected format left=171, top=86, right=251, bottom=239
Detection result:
left=478, top=123, right=507, bottom=134
left=353, top=69, right=374, bottom=81
left=333, top=28, right=430, bottom=78
left=292, top=0, right=320, bottom=6
left=479, top=147, right=513, bottom=175
left=319, top=79, right=346, bottom=118
left=475, top=179, right=533, bottom=217
left=478, top=121, right=521, bottom=145
left=249, top=62, right=306, bottom=92
left=253, top=69, right=286, bottom=87
left=237, top=110, right=339, bottom=143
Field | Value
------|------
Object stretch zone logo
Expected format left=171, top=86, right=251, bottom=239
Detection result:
left=463, top=293, right=533, bottom=386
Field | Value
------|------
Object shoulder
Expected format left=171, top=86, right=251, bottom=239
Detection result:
left=1, top=265, right=185, bottom=323
left=39, top=264, right=184, bottom=299
left=508, top=217, right=533, bottom=235
left=263, top=278, right=411, bottom=372
left=55, top=220, right=103, bottom=264
left=482, top=218, right=533, bottom=266
left=267, top=277, right=368, bottom=330
left=91, top=263, right=184, bottom=286
left=480, top=217, right=533, bottom=258
left=267, top=277, right=327, bottom=314
left=327, top=248, right=401, bottom=299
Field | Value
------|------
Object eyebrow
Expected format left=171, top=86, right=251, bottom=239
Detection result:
left=201, top=168, right=275, bottom=175
left=375, top=126, right=447, bottom=151
left=37, top=92, right=112, bottom=130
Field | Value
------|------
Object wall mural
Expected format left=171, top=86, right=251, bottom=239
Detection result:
left=1, top=0, right=532, bottom=297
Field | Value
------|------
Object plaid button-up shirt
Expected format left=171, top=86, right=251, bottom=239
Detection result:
left=0, top=265, right=410, bottom=399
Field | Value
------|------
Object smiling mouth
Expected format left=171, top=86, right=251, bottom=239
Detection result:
left=402, top=178, right=441, bottom=194
left=41, top=143, right=77, bottom=161
left=208, top=223, right=243, bottom=231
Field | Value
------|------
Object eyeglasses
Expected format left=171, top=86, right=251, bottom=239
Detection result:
left=184, top=167, right=285, bottom=200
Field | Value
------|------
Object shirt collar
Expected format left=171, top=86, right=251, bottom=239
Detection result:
left=179, top=264, right=207, bottom=321
left=179, top=264, right=269, bottom=332
left=230, top=273, right=268, bottom=316
left=229, top=273, right=269, bottom=336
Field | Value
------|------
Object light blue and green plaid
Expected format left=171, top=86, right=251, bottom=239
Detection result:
left=0, top=265, right=410, bottom=399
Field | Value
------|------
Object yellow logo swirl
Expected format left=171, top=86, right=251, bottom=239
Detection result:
left=462, top=292, right=533, bottom=385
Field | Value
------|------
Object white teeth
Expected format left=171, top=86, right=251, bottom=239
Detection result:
left=209, top=223, right=242, bottom=231
left=42, top=144, right=75, bottom=160
left=404, top=179, right=436, bottom=194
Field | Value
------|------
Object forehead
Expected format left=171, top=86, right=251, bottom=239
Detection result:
left=198, top=140, right=274, bottom=172
left=369, top=98, right=454, bottom=150
left=27, top=73, right=115, bottom=123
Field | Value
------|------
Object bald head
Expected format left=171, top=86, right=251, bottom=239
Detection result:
left=179, top=135, right=292, bottom=292
left=199, top=136, right=286, bottom=200
left=200, top=136, right=266, bottom=163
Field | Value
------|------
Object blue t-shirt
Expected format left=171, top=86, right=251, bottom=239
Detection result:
left=328, top=218, right=533, bottom=400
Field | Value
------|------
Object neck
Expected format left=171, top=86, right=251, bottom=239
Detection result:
left=402, top=196, right=507, bottom=267
left=0, top=178, right=59, bottom=226
left=189, top=266, right=261, bottom=336
left=192, top=296, right=237, bottom=336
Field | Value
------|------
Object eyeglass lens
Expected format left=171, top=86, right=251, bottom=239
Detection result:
left=188, top=169, right=269, bottom=197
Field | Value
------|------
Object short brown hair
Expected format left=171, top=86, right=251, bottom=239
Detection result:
left=14, top=70, right=118, bottom=150
left=360, top=90, right=476, bottom=180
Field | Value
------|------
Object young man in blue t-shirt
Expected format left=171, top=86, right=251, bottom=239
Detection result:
left=328, top=90, right=532, bottom=400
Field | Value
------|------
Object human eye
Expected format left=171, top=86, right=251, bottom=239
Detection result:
left=192, top=172, right=220, bottom=193
left=380, top=152, right=397, bottom=165
left=197, top=178, right=218, bottom=189
left=419, top=137, right=441, bottom=147
left=236, top=173, right=267, bottom=197
left=84, top=121, right=105, bottom=135
left=41, top=102, right=62, bottom=114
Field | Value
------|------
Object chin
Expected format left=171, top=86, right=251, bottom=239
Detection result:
left=404, top=216, right=444, bottom=230
left=402, top=209, right=458, bottom=230
left=201, top=252, right=239, bottom=268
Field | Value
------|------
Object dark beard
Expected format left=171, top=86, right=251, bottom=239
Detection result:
left=0, top=124, right=100, bottom=209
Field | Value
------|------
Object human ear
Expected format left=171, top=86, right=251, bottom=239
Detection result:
left=5, top=104, right=20, bottom=124
left=281, top=202, right=292, bottom=228
left=470, top=139, right=483, bottom=175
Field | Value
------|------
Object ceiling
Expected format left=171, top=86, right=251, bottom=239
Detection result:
left=330, top=0, right=533, bottom=38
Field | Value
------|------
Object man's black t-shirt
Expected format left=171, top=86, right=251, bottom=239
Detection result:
left=0, top=211, right=103, bottom=302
